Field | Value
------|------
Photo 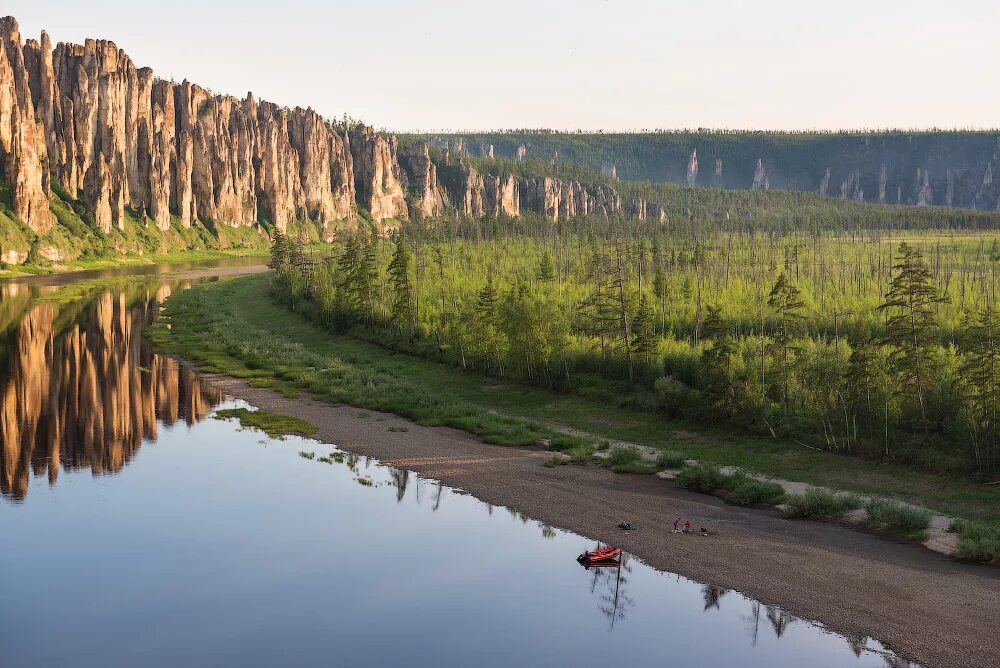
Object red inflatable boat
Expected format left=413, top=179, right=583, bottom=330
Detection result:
left=577, top=547, right=622, bottom=564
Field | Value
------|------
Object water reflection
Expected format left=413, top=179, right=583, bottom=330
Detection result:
left=1, top=283, right=221, bottom=501
left=0, top=271, right=920, bottom=667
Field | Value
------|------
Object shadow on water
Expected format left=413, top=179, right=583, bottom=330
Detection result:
left=0, top=266, right=919, bottom=667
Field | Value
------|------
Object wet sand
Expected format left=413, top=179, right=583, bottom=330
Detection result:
left=206, top=373, right=1000, bottom=668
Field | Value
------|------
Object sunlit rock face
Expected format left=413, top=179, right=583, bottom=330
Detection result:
left=0, top=18, right=55, bottom=235
left=0, top=287, right=221, bottom=501
left=399, top=142, right=447, bottom=219
left=349, top=125, right=408, bottom=229
left=3, top=16, right=372, bottom=248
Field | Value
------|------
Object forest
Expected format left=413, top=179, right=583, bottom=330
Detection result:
left=408, top=130, right=1000, bottom=211
left=267, top=219, right=1000, bottom=482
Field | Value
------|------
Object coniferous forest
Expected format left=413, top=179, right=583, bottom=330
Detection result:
left=268, top=218, right=1000, bottom=481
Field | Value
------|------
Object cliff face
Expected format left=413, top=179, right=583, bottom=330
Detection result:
left=349, top=125, right=408, bottom=226
left=1, top=16, right=388, bottom=247
left=399, top=142, right=446, bottom=218
left=0, top=18, right=55, bottom=234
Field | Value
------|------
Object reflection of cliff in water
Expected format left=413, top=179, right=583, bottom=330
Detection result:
left=1, top=286, right=221, bottom=501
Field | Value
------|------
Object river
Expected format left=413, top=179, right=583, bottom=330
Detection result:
left=0, top=260, right=915, bottom=667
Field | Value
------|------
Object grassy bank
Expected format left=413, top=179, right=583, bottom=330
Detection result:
left=147, top=273, right=1000, bottom=532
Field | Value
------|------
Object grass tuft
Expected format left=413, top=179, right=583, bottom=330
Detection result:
left=214, top=407, right=317, bottom=438
left=863, top=499, right=932, bottom=539
left=784, top=488, right=863, bottom=519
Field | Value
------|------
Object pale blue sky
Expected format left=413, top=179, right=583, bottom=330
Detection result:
left=8, top=0, right=999, bottom=131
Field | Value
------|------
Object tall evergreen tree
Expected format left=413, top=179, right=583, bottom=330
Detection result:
left=767, top=272, right=806, bottom=406
left=387, top=232, right=415, bottom=337
left=632, top=293, right=656, bottom=365
left=701, top=305, right=737, bottom=412
left=877, top=242, right=947, bottom=441
left=960, top=305, right=1000, bottom=475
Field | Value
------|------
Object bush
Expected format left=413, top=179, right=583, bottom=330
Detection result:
left=863, top=499, right=932, bottom=538
left=730, top=477, right=786, bottom=506
left=607, top=445, right=642, bottom=467
left=677, top=464, right=727, bottom=493
left=612, top=461, right=657, bottom=474
left=954, top=521, right=1000, bottom=562
left=655, top=449, right=687, bottom=470
left=784, top=488, right=863, bottom=519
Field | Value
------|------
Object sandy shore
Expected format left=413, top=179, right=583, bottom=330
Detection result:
left=205, top=373, right=999, bottom=668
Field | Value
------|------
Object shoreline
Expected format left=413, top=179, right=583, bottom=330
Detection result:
left=200, top=371, right=999, bottom=668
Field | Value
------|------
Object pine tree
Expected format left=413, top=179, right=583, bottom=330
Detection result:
left=268, top=231, right=290, bottom=272
left=473, top=276, right=506, bottom=376
left=537, top=250, right=556, bottom=282
left=632, top=293, right=656, bottom=365
left=701, top=305, right=737, bottom=412
left=767, top=272, right=806, bottom=406
left=877, top=242, right=947, bottom=441
left=960, top=305, right=1000, bottom=475
left=387, top=232, right=415, bottom=337
left=652, top=265, right=667, bottom=334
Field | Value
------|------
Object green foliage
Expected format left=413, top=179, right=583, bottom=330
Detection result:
left=953, top=520, right=1000, bottom=562
left=608, top=445, right=642, bottom=466
left=730, top=477, right=786, bottom=506
left=784, top=488, right=863, bottom=519
left=677, top=464, right=728, bottom=493
left=213, top=407, right=318, bottom=438
left=676, top=464, right=784, bottom=505
left=654, top=450, right=687, bottom=470
left=863, top=499, right=933, bottom=538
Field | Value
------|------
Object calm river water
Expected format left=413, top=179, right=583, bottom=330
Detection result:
left=0, top=261, right=915, bottom=667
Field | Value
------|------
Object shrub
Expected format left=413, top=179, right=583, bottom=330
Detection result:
left=863, top=499, right=932, bottom=538
left=784, top=488, right=863, bottom=519
left=677, top=464, right=726, bottom=493
left=954, top=521, right=1000, bottom=562
left=655, top=450, right=687, bottom=470
left=608, top=445, right=642, bottom=467
left=730, top=478, right=786, bottom=506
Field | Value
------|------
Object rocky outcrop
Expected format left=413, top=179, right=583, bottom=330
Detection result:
left=752, top=159, right=769, bottom=190
left=350, top=125, right=408, bottom=226
left=601, top=162, right=618, bottom=180
left=879, top=164, right=888, bottom=203
left=819, top=168, right=830, bottom=196
left=483, top=173, right=519, bottom=217
left=686, top=149, right=698, bottom=187
left=399, top=142, right=446, bottom=218
left=440, top=161, right=485, bottom=217
left=0, top=18, right=55, bottom=234
left=916, top=168, right=932, bottom=206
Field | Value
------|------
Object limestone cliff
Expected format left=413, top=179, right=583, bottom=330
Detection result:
left=0, top=18, right=55, bottom=234
left=399, top=142, right=446, bottom=218
left=350, top=125, right=408, bottom=227
left=2, top=16, right=382, bottom=248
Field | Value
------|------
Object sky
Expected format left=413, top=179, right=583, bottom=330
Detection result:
left=7, top=0, right=999, bottom=132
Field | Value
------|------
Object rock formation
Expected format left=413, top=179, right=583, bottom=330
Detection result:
left=819, top=168, right=830, bottom=196
left=0, top=18, right=55, bottom=234
left=349, top=125, right=408, bottom=225
left=687, top=149, right=698, bottom=187
left=399, top=142, right=446, bottom=218
left=483, top=173, right=519, bottom=217
left=601, top=162, right=618, bottom=180
left=879, top=164, right=888, bottom=203
left=752, top=159, right=769, bottom=190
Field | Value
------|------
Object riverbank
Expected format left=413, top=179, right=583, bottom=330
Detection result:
left=147, top=274, right=1000, bottom=527
left=0, top=248, right=267, bottom=280
left=147, top=273, right=1000, bottom=667
left=199, top=372, right=999, bottom=668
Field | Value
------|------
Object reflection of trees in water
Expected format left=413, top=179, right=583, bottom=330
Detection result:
left=540, top=524, right=556, bottom=539
left=587, top=548, right=634, bottom=630
left=390, top=468, right=409, bottom=502
left=743, top=602, right=762, bottom=646
left=765, top=605, right=795, bottom=638
left=433, top=481, right=445, bottom=511
left=1, top=287, right=221, bottom=500
left=702, top=584, right=729, bottom=611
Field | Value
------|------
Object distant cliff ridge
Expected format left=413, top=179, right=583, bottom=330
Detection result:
left=2, top=16, right=999, bottom=267
left=418, top=132, right=1000, bottom=211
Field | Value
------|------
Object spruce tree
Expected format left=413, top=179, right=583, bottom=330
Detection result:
left=960, top=305, right=1000, bottom=475
left=538, top=250, right=556, bottom=282
left=767, top=272, right=806, bottom=407
left=877, top=242, right=947, bottom=441
left=387, top=232, right=415, bottom=337
left=701, top=305, right=737, bottom=412
left=632, top=293, right=656, bottom=365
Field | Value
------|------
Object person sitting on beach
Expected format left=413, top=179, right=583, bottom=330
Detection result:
left=700, top=527, right=710, bottom=536
left=683, top=520, right=692, bottom=533
left=672, top=517, right=681, bottom=533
